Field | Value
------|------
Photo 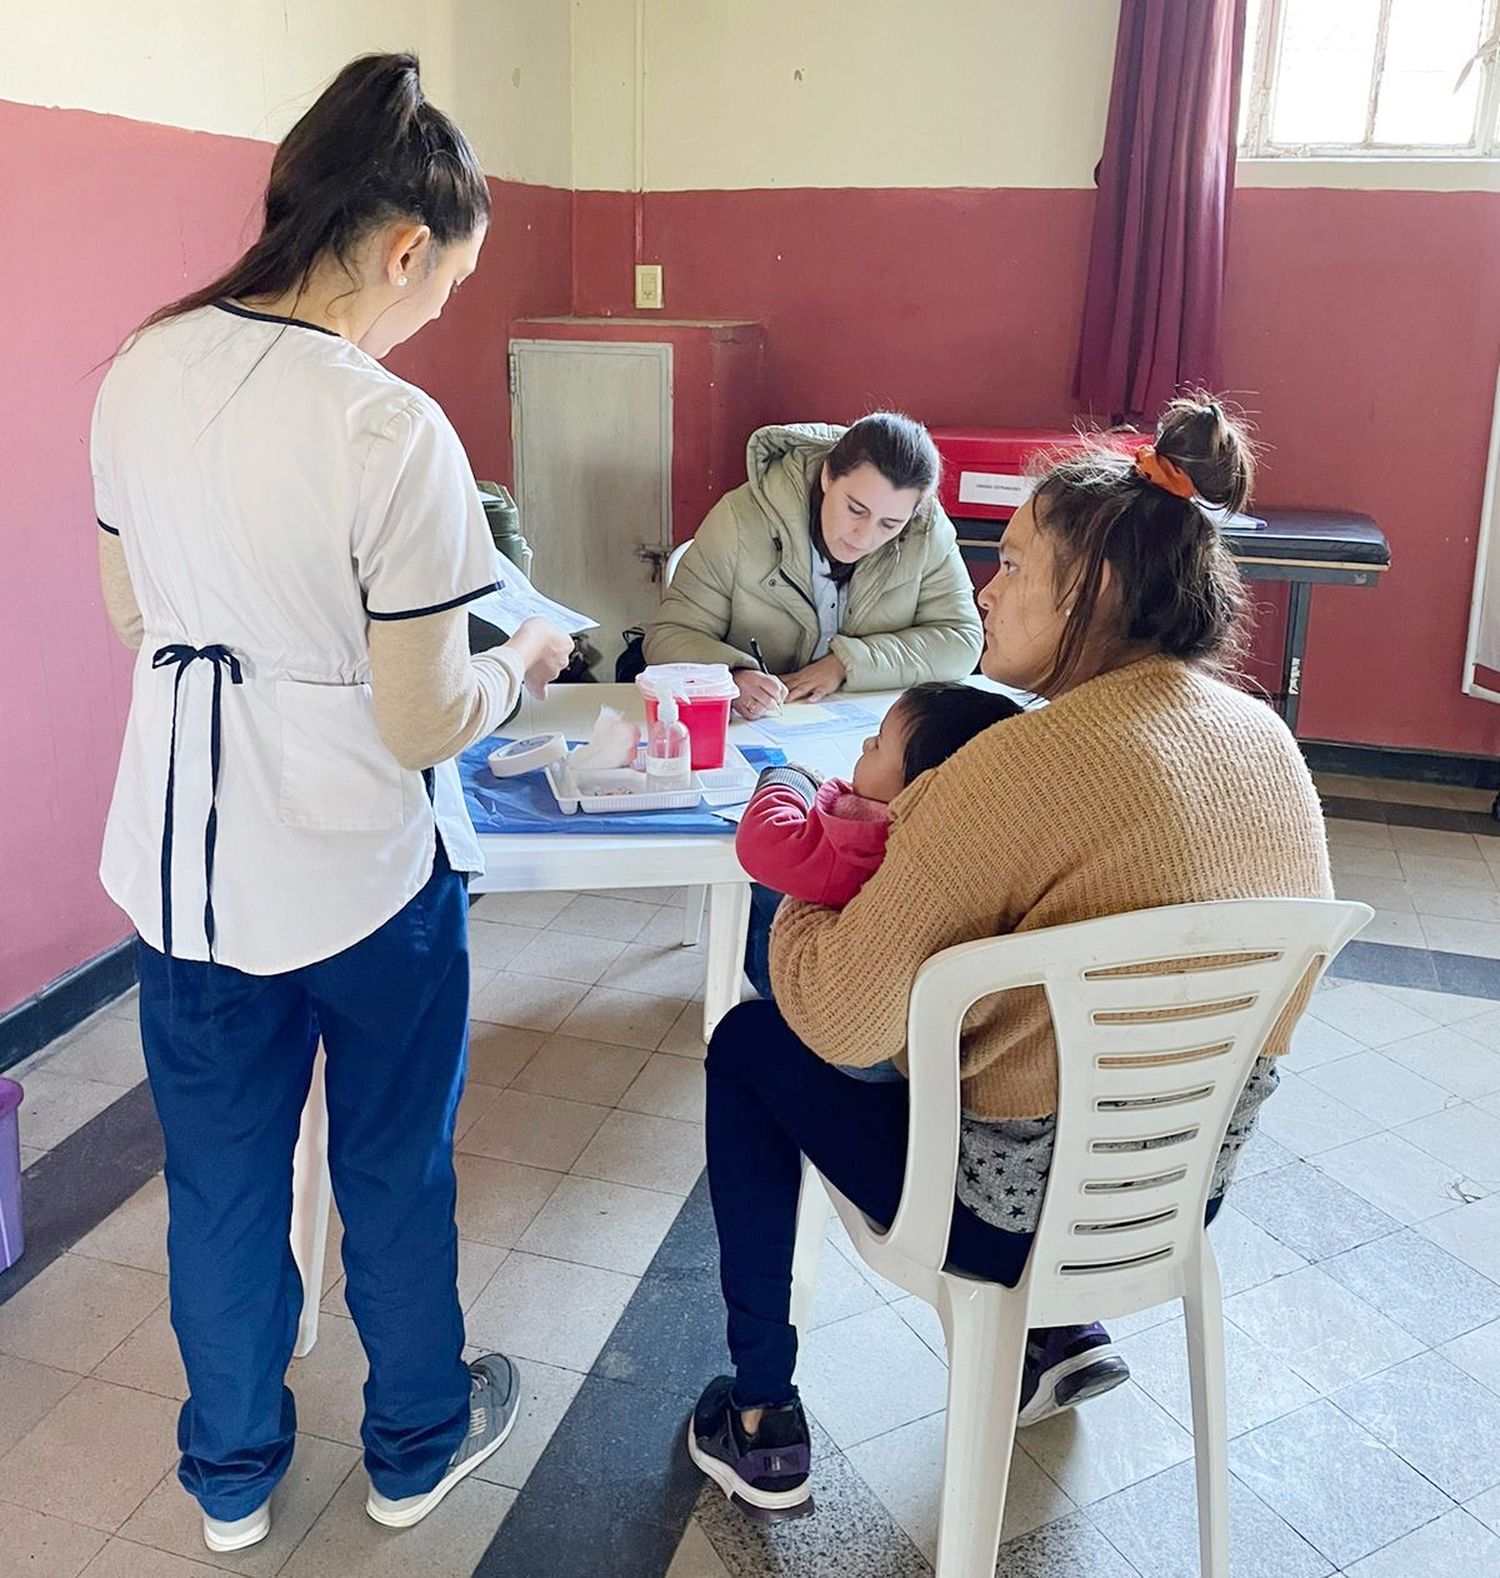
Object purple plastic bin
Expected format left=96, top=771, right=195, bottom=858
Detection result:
left=0, top=1077, right=23, bottom=1272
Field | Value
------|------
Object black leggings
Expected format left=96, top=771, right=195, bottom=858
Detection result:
left=704, top=998, right=1034, bottom=1407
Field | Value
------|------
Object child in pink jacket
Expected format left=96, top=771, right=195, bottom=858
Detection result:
left=737, top=682, right=1024, bottom=1077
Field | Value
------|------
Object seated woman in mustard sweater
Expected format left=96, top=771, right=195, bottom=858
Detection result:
left=686, top=395, right=1332, bottom=1523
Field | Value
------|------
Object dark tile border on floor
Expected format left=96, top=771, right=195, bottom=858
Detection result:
left=1432, top=949, right=1500, bottom=998
left=1321, top=794, right=1500, bottom=839
left=8, top=928, right=1500, bottom=1573
left=486, top=937, right=1500, bottom=1578
left=1328, top=938, right=1500, bottom=999
left=475, top=1172, right=729, bottom=1578
left=0, top=939, right=136, bottom=1075
left=0, top=1079, right=162, bottom=1303
left=1327, top=939, right=1441, bottom=991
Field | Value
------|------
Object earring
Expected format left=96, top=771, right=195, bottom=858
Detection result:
left=396, top=276, right=408, bottom=288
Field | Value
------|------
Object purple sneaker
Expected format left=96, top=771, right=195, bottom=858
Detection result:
left=687, top=1376, right=814, bottom=1522
left=1017, top=1323, right=1129, bottom=1427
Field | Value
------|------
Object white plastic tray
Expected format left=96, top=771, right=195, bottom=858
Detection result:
left=698, top=742, right=759, bottom=807
left=543, top=742, right=761, bottom=816
left=545, top=763, right=699, bottom=815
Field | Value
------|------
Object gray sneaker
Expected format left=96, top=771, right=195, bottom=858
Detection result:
left=365, top=1354, right=521, bottom=1529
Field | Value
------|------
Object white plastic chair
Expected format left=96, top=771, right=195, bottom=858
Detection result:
left=290, top=1045, right=331, bottom=1358
left=664, top=538, right=693, bottom=586
left=788, top=898, right=1370, bottom=1578
left=664, top=537, right=711, bottom=948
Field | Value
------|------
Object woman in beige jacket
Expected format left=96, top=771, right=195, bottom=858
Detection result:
left=643, top=413, right=983, bottom=718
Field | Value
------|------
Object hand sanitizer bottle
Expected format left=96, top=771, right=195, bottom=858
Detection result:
left=646, top=695, right=692, bottom=790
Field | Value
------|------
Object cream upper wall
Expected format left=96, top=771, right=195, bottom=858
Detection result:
left=7, top=0, right=1493, bottom=193
left=0, top=0, right=573, bottom=187
left=571, top=0, right=1122, bottom=191
left=567, top=0, right=1500, bottom=193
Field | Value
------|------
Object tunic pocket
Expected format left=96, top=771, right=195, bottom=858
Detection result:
left=276, top=679, right=408, bottom=832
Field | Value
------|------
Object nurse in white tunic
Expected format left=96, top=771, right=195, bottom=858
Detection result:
left=90, top=54, right=570, bottom=1554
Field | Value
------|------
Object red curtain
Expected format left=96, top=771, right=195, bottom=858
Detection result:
left=1074, top=0, right=1247, bottom=424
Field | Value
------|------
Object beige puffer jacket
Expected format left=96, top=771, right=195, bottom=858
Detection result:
left=643, top=423, right=983, bottom=689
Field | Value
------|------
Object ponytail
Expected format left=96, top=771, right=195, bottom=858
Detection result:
left=1028, top=393, right=1256, bottom=696
left=140, top=52, right=489, bottom=331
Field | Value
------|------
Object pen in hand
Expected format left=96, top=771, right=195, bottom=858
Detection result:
left=748, top=639, right=784, bottom=716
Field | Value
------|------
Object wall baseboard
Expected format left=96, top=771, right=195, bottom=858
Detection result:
left=0, top=743, right=1491, bottom=1076
left=0, top=940, right=136, bottom=1074
left=3, top=899, right=482, bottom=1073
left=1302, top=739, right=1500, bottom=791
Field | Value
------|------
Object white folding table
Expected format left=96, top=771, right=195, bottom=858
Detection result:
left=288, top=682, right=921, bottom=1353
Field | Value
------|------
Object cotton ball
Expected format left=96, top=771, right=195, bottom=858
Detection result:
left=568, top=706, right=641, bottom=772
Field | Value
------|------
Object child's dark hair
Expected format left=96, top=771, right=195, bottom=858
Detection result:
left=1028, top=394, right=1254, bottom=696
left=811, top=411, right=942, bottom=576
left=140, top=53, right=489, bottom=330
left=895, top=682, right=1025, bottom=784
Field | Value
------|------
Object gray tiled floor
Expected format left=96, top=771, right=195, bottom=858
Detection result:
left=1328, top=803, right=1500, bottom=957
left=5, top=785, right=1500, bottom=1575
left=0, top=886, right=703, bottom=1576
left=661, top=801, right=1500, bottom=1577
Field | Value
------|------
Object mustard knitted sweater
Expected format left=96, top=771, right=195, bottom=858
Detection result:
left=768, top=654, right=1333, bottom=1118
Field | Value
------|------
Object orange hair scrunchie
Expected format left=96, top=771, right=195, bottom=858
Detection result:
left=1134, top=444, right=1197, bottom=500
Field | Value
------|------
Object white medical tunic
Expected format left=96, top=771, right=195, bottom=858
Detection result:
left=92, top=303, right=501, bottom=974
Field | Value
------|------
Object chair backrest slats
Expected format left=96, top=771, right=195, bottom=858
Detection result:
left=884, top=899, right=1371, bottom=1323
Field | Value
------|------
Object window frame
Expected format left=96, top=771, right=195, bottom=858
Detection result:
left=1240, top=0, right=1500, bottom=160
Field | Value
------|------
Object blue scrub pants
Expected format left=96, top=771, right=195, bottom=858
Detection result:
left=136, top=845, right=473, bottom=1520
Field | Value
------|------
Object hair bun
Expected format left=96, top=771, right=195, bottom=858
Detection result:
left=1154, top=393, right=1255, bottom=514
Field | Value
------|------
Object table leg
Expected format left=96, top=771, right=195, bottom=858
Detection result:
left=287, top=877, right=749, bottom=1349
left=702, top=881, right=751, bottom=1044
left=682, top=885, right=707, bottom=947
left=1279, top=582, right=1312, bottom=734
left=290, top=1047, right=332, bottom=1359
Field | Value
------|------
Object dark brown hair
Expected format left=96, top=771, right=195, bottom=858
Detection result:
left=1028, top=394, right=1255, bottom=696
left=811, top=411, right=942, bottom=575
left=894, top=681, right=1025, bottom=784
left=142, top=53, right=489, bottom=330
left=826, top=410, right=941, bottom=497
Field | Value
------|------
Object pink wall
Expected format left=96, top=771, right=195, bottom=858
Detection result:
left=0, top=102, right=268, bottom=1015
left=389, top=180, right=573, bottom=480
left=0, top=99, right=570, bottom=1015
left=572, top=183, right=1500, bottom=758
left=6, top=91, right=1496, bottom=1018
left=1225, top=188, right=1500, bottom=754
left=573, top=187, right=1097, bottom=431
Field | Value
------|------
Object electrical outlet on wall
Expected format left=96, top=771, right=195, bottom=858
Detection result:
left=634, top=264, right=664, bottom=310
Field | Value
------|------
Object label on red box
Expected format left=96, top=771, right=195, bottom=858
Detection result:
left=958, top=471, right=1036, bottom=509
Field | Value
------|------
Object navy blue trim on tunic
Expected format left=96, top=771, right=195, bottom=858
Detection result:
left=213, top=300, right=340, bottom=337
left=366, top=582, right=501, bottom=622
left=151, top=643, right=243, bottom=960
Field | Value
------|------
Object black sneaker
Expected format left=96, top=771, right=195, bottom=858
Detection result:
left=687, top=1376, right=814, bottom=1522
left=1017, top=1323, right=1130, bottom=1427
